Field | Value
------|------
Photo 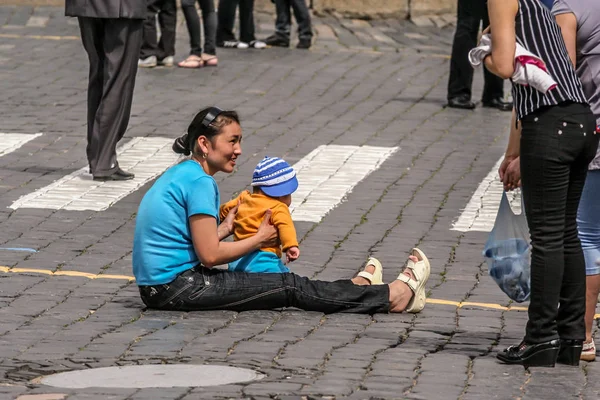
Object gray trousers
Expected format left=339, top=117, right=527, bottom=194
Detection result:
left=78, top=17, right=143, bottom=177
left=274, top=0, right=312, bottom=41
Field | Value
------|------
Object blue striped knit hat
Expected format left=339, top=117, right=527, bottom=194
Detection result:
left=251, top=156, right=298, bottom=197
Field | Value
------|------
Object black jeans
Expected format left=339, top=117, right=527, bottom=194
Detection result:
left=181, top=0, right=217, bottom=55
left=140, top=0, right=177, bottom=60
left=139, top=267, right=390, bottom=314
left=216, top=0, right=256, bottom=44
left=520, top=102, right=599, bottom=344
left=273, top=0, right=312, bottom=41
left=447, top=0, right=504, bottom=102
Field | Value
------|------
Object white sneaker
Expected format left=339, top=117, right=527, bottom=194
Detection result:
left=581, top=339, right=596, bottom=361
left=159, top=56, right=174, bottom=67
left=138, top=55, right=157, bottom=68
left=249, top=40, right=267, bottom=49
left=222, top=40, right=246, bottom=49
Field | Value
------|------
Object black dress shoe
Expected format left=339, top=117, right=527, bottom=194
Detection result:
left=557, top=339, right=583, bottom=366
left=264, top=34, right=289, bottom=47
left=297, top=39, right=312, bottom=49
left=93, top=168, right=135, bottom=181
left=447, top=96, right=476, bottom=110
left=497, top=339, right=560, bottom=367
left=482, top=97, right=513, bottom=111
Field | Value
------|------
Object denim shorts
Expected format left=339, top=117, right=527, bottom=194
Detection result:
left=578, top=170, right=600, bottom=275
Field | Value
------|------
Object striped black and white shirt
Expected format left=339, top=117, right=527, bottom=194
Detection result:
left=512, top=0, right=587, bottom=120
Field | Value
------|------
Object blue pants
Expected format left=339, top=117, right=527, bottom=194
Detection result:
left=578, top=170, right=600, bottom=276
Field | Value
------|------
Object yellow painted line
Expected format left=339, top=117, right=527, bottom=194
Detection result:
left=426, top=298, right=461, bottom=307
left=0, top=266, right=596, bottom=315
left=427, top=298, right=520, bottom=311
left=54, top=270, right=98, bottom=279
left=0, top=266, right=135, bottom=281
left=11, top=267, right=54, bottom=275
left=97, top=274, right=137, bottom=280
left=0, top=33, right=79, bottom=41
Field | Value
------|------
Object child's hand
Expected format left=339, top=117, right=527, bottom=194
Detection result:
left=286, top=246, right=300, bottom=264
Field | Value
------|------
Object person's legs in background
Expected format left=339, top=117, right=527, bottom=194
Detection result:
left=197, top=0, right=219, bottom=63
left=237, top=0, right=265, bottom=48
left=265, top=0, right=291, bottom=47
left=156, top=0, right=177, bottom=66
left=77, top=17, right=104, bottom=173
left=179, top=0, right=204, bottom=68
left=87, top=18, right=143, bottom=180
left=139, top=0, right=161, bottom=67
left=577, top=169, right=600, bottom=361
left=447, top=0, right=481, bottom=109
left=217, top=0, right=246, bottom=48
left=290, top=0, right=312, bottom=49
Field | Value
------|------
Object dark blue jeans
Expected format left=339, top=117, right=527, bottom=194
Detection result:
left=140, top=0, right=177, bottom=60
left=139, top=266, right=390, bottom=313
left=520, top=102, right=599, bottom=343
left=273, top=0, right=312, bottom=41
left=181, top=0, right=217, bottom=55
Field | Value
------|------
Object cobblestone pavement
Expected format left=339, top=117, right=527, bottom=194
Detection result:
left=1, top=5, right=600, bottom=400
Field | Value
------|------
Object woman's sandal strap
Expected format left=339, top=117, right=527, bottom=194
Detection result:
left=397, top=274, right=418, bottom=292
left=357, top=271, right=376, bottom=283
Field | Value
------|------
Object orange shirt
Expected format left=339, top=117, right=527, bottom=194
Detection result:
left=219, top=190, right=299, bottom=257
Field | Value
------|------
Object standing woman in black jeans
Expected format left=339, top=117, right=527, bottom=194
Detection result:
left=486, top=0, right=599, bottom=367
left=179, top=0, right=218, bottom=68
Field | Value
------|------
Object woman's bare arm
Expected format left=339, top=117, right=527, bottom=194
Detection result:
left=190, top=212, right=277, bottom=268
left=484, top=0, right=519, bottom=79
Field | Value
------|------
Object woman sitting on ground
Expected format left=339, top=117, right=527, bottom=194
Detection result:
left=132, top=106, right=431, bottom=314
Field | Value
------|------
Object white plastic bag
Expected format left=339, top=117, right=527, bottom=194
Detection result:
left=483, top=191, right=531, bottom=303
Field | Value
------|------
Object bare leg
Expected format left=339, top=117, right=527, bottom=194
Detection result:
left=352, top=253, right=421, bottom=313
left=585, top=274, right=600, bottom=343
left=390, top=251, right=424, bottom=312
left=351, top=262, right=377, bottom=285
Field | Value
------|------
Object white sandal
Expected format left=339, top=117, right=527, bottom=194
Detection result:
left=356, top=257, right=384, bottom=285
left=396, top=248, right=430, bottom=313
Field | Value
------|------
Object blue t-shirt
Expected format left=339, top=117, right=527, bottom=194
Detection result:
left=132, top=160, right=220, bottom=285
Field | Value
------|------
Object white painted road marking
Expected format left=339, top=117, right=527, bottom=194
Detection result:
left=0, top=133, right=43, bottom=157
left=26, top=16, right=50, bottom=27
left=452, top=157, right=522, bottom=232
left=290, top=145, right=398, bottom=223
left=9, top=137, right=181, bottom=211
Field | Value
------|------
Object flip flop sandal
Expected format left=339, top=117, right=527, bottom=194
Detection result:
left=201, top=54, right=218, bottom=67
left=356, top=257, right=384, bottom=285
left=178, top=56, right=204, bottom=68
left=397, top=248, right=430, bottom=313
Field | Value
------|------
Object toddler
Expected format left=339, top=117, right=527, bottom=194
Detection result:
left=220, top=156, right=300, bottom=273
